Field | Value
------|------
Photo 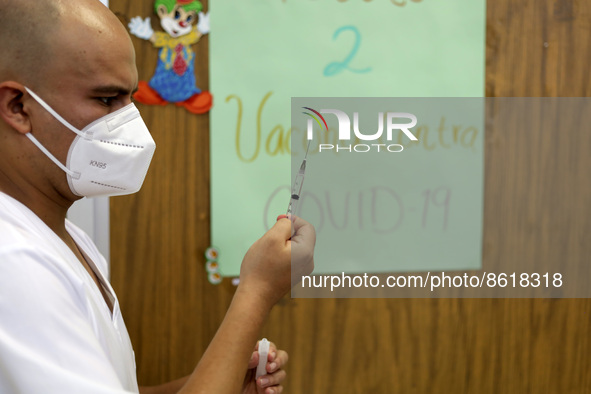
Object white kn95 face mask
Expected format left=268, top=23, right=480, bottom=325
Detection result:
left=24, top=87, right=156, bottom=198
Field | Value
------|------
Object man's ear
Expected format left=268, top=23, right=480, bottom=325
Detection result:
left=156, top=5, right=169, bottom=19
left=0, top=82, right=31, bottom=135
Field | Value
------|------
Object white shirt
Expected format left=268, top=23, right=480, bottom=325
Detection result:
left=0, top=192, right=139, bottom=393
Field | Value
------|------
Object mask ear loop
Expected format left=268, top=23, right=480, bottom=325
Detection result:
left=23, top=87, right=82, bottom=179
left=25, top=133, right=79, bottom=179
left=24, top=87, right=84, bottom=137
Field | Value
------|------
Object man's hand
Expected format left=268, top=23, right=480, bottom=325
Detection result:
left=289, top=215, right=316, bottom=287
left=239, top=216, right=315, bottom=310
left=242, top=341, right=288, bottom=394
left=128, top=16, right=154, bottom=40
left=173, top=219, right=313, bottom=393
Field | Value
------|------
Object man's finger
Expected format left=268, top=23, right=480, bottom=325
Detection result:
left=270, top=218, right=292, bottom=242
left=268, top=350, right=288, bottom=372
left=258, top=369, right=287, bottom=389
left=248, top=350, right=259, bottom=369
left=290, top=216, right=316, bottom=246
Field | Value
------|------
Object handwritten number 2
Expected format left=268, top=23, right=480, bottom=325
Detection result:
left=324, top=25, right=372, bottom=77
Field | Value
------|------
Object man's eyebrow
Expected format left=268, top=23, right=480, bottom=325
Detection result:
left=91, top=85, right=138, bottom=95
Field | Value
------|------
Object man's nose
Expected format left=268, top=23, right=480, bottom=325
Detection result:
left=179, top=20, right=188, bottom=28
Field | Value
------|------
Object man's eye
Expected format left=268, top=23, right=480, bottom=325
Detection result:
left=186, top=15, right=193, bottom=23
left=174, top=10, right=181, bottom=19
left=98, top=97, right=116, bottom=106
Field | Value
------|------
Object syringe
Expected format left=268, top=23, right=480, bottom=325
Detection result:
left=286, top=141, right=311, bottom=217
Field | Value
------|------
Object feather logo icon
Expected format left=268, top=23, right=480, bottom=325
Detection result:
left=302, top=107, right=328, bottom=135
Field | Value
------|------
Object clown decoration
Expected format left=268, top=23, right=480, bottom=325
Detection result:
left=128, top=0, right=212, bottom=114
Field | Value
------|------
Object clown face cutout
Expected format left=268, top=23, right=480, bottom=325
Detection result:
left=156, top=3, right=196, bottom=38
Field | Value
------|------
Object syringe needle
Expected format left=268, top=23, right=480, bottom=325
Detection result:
left=287, top=159, right=307, bottom=216
left=287, top=140, right=311, bottom=216
left=304, top=140, right=311, bottom=160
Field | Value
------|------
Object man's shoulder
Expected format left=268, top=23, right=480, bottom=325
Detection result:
left=0, top=193, right=108, bottom=282
left=0, top=241, right=86, bottom=304
left=0, top=194, right=52, bottom=250
left=0, top=194, right=95, bottom=281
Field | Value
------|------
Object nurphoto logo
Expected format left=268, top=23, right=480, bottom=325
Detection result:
left=302, top=107, right=418, bottom=153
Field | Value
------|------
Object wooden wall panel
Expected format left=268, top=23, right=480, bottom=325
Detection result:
left=110, top=0, right=591, bottom=392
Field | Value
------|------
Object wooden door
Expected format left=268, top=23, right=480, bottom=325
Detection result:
left=110, top=1, right=591, bottom=392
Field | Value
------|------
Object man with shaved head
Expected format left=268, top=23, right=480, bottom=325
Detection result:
left=0, top=1, right=315, bottom=393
